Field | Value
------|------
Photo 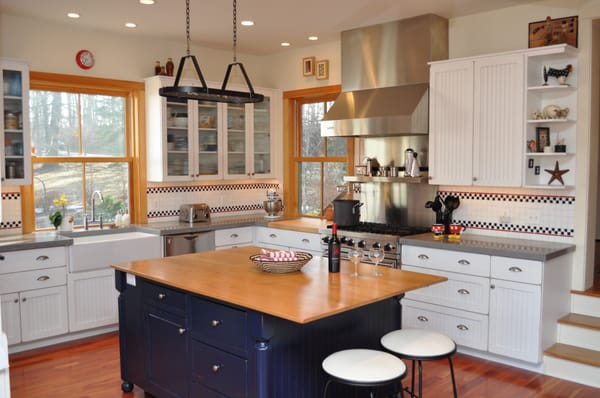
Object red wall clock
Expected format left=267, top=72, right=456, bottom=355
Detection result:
left=75, top=49, right=95, bottom=70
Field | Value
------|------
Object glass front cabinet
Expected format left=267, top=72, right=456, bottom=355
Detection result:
left=145, top=76, right=279, bottom=182
left=0, top=58, right=31, bottom=185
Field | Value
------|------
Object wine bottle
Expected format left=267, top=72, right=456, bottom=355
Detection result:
left=328, top=223, right=341, bottom=273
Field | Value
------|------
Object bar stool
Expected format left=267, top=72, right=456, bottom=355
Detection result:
left=380, top=329, right=458, bottom=398
left=322, top=348, right=407, bottom=398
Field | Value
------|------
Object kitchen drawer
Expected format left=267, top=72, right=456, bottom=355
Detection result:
left=256, top=227, right=320, bottom=252
left=402, top=299, right=488, bottom=351
left=191, top=340, right=248, bottom=398
left=0, top=266, right=66, bottom=294
left=403, top=265, right=489, bottom=314
left=191, top=297, right=247, bottom=354
left=402, top=245, right=490, bottom=277
left=215, top=227, right=253, bottom=248
left=0, top=247, right=67, bottom=274
left=491, top=256, right=542, bottom=284
left=143, top=281, right=187, bottom=316
left=190, top=381, right=228, bottom=398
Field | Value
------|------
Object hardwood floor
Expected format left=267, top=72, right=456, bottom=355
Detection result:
left=8, top=332, right=600, bottom=397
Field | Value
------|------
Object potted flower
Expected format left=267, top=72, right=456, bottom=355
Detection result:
left=49, top=194, right=70, bottom=230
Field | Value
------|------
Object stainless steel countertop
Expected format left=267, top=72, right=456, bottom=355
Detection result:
left=398, top=233, right=575, bottom=261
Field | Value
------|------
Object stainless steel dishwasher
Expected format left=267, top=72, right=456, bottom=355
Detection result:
left=163, top=231, right=215, bottom=256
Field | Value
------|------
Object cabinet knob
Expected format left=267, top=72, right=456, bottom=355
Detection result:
left=508, top=266, right=523, bottom=273
left=36, top=275, right=50, bottom=282
left=178, top=328, right=186, bottom=335
left=417, top=254, right=429, bottom=260
left=230, top=233, right=239, bottom=238
left=457, top=324, right=469, bottom=331
left=211, top=319, right=222, bottom=327
left=0, top=255, right=4, bottom=261
left=158, top=293, right=166, bottom=300
left=428, top=176, right=433, bottom=180
left=490, top=284, right=495, bottom=289
left=36, top=255, right=49, bottom=261
left=458, top=259, right=470, bottom=265
left=417, top=315, right=429, bottom=322
left=22, top=297, right=27, bottom=302
left=457, top=288, right=470, bottom=295
left=473, top=177, right=478, bottom=181
left=211, top=364, right=223, bottom=373
left=13, top=299, right=18, bottom=304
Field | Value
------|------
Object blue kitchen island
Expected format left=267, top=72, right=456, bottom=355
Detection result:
left=113, top=246, right=444, bottom=398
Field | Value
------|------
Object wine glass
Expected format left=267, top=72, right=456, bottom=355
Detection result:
left=368, top=248, right=384, bottom=277
left=349, top=247, right=363, bottom=277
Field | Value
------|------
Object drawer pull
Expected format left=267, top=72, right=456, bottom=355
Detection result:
left=508, top=266, right=523, bottom=273
left=230, top=233, right=239, bottom=238
left=457, top=324, right=469, bottom=331
left=211, top=320, right=222, bottom=327
left=36, top=275, right=50, bottom=281
left=457, top=288, right=470, bottom=295
left=417, top=254, right=429, bottom=260
left=417, top=315, right=429, bottom=322
left=211, top=364, right=223, bottom=373
left=458, top=259, right=470, bottom=265
left=158, top=293, right=166, bottom=300
left=301, top=238, right=310, bottom=243
left=178, top=328, right=186, bottom=335
left=269, top=233, right=277, bottom=238
left=36, top=255, right=50, bottom=261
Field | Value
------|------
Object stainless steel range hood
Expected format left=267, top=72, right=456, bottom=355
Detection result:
left=321, top=14, right=448, bottom=137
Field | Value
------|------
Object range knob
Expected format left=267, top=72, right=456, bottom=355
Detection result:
left=321, top=236, right=330, bottom=244
left=346, top=238, right=355, bottom=247
left=357, top=240, right=367, bottom=248
left=383, top=243, right=395, bottom=252
left=340, top=236, right=347, bottom=243
left=372, top=242, right=382, bottom=249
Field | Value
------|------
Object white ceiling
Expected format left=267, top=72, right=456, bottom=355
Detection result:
left=0, top=0, right=548, bottom=55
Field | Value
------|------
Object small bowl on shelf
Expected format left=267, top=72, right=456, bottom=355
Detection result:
left=250, top=252, right=312, bottom=273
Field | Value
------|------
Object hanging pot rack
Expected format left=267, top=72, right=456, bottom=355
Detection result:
left=159, top=0, right=263, bottom=104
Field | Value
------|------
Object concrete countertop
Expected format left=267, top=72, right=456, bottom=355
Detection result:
left=0, top=232, right=73, bottom=253
left=399, top=233, right=575, bottom=261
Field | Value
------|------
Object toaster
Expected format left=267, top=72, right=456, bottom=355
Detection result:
left=179, top=203, right=210, bottom=223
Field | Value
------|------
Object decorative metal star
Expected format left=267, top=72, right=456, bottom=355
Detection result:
left=544, top=160, right=569, bottom=185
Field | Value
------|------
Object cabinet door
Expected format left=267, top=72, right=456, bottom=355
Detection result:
left=1, top=58, right=31, bottom=185
left=488, top=278, right=541, bottom=363
left=473, top=54, right=524, bottom=187
left=1, top=293, right=21, bottom=345
left=194, top=101, right=221, bottom=179
left=224, top=103, right=248, bottom=177
left=164, top=97, right=193, bottom=180
left=145, top=308, right=188, bottom=398
left=67, top=269, right=119, bottom=332
left=252, top=96, right=272, bottom=177
left=429, top=60, right=474, bottom=185
left=20, top=285, right=68, bottom=342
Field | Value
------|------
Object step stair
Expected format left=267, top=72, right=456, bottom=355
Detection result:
left=543, top=292, right=600, bottom=388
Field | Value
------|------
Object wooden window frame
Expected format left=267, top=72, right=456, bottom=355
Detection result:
left=21, top=72, right=147, bottom=233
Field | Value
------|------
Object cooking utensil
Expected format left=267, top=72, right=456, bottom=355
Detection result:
left=444, top=195, right=460, bottom=211
left=333, top=199, right=363, bottom=226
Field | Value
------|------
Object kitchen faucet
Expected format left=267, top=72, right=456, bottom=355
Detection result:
left=91, top=190, right=104, bottom=223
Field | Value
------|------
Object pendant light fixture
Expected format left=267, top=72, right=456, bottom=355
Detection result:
left=159, top=0, right=263, bottom=104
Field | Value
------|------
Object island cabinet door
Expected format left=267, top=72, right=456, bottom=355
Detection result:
left=145, top=306, right=189, bottom=398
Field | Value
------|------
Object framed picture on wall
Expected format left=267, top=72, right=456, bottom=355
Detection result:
left=536, top=127, right=551, bottom=152
left=528, top=15, right=578, bottom=48
left=316, top=60, right=329, bottom=80
left=302, top=57, right=315, bottom=76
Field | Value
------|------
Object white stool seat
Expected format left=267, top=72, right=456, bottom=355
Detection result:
left=381, top=329, right=456, bottom=359
left=322, top=349, right=407, bottom=384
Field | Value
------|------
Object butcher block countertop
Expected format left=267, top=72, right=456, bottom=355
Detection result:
left=266, top=217, right=329, bottom=234
left=112, top=245, right=445, bottom=324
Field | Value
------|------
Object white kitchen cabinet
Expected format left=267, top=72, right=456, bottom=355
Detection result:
left=429, top=53, right=524, bottom=187
left=0, top=247, right=68, bottom=346
left=523, top=44, right=577, bottom=189
left=146, top=75, right=280, bottom=181
left=1, top=57, right=31, bottom=185
left=401, top=244, right=571, bottom=364
left=215, top=227, right=254, bottom=250
left=67, top=268, right=118, bottom=332
left=255, top=227, right=321, bottom=256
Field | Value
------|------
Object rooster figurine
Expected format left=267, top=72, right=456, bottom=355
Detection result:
left=545, top=64, right=573, bottom=85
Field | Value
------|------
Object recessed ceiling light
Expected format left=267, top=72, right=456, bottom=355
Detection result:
left=241, top=20, right=254, bottom=26
left=125, top=22, right=137, bottom=28
left=281, top=42, right=291, bottom=47
left=67, top=12, right=80, bottom=19
left=139, top=0, right=155, bottom=4
left=308, top=36, right=319, bottom=41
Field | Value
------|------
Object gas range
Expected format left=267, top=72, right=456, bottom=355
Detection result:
left=319, top=222, right=429, bottom=268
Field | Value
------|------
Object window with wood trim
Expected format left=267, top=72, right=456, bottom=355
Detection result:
left=22, top=73, right=144, bottom=232
left=283, top=86, right=353, bottom=218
